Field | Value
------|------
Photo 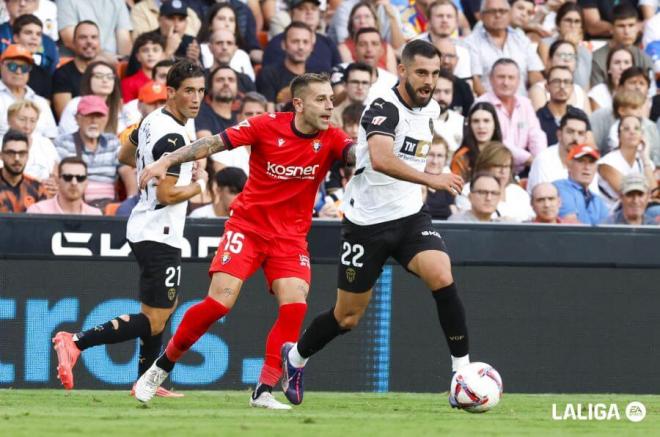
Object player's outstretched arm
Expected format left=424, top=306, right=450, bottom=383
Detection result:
left=368, top=134, right=464, bottom=195
left=139, top=134, right=227, bottom=189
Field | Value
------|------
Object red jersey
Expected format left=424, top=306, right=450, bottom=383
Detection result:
left=220, top=112, right=353, bottom=240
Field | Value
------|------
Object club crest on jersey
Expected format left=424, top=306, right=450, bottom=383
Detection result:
left=346, top=267, right=356, bottom=283
left=277, top=138, right=285, bottom=147
left=221, top=251, right=231, bottom=265
left=311, top=139, right=322, bottom=153
left=167, top=288, right=177, bottom=301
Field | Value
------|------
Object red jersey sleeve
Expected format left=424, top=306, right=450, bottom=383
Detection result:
left=220, top=114, right=267, bottom=151
left=329, top=127, right=355, bottom=163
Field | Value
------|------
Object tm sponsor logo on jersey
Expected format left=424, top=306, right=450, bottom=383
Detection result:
left=266, top=162, right=320, bottom=180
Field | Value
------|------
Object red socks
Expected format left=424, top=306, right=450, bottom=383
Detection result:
left=259, top=302, right=308, bottom=386
left=165, top=296, right=229, bottom=362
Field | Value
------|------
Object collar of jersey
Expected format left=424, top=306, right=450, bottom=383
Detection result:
left=392, top=84, right=430, bottom=111
left=290, top=118, right=319, bottom=139
left=160, top=108, right=186, bottom=126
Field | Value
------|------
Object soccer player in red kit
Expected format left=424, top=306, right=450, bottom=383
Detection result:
left=133, top=73, right=355, bottom=409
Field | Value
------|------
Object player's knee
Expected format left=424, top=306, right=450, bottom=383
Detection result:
left=425, top=272, right=454, bottom=290
left=336, top=313, right=363, bottom=330
left=142, top=311, right=171, bottom=335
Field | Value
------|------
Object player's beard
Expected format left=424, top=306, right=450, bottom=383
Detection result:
left=213, top=91, right=234, bottom=103
left=405, top=79, right=433, bottom=107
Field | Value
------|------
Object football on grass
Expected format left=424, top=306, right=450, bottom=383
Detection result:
left=450, top=362, right=503, bottom=413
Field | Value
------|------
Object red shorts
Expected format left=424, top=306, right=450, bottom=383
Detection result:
left=209, top=222, right=311, bottom=291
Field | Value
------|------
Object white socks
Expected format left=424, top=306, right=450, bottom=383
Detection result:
left=288, top=343, right=308, bottom=368
left=451, top=354, right=470, bottom=372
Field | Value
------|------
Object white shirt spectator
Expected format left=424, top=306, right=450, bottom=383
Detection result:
left=434, top=109, right=464, bottom=152
left=415, top=33, right=472, bottom=80
left=456, top=181, right=535, bottom=222
left=597, top=149, right=647, bottom=209
left=463, top=24, right=544, bottom=96
left=36, top=0, right=58, bottom=41
left=587, top=84, right=612, bottom=111
left=0, top=81, right=57, bottom=139
left=200, top=44, right=255, bottom=81
left=25, top=132, right=59, bottom=181
left=527, top=144, right=600, bottom=194
left=211, top=147, right=250, bottom=176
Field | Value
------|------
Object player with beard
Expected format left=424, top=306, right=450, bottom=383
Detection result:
left=433, top=69, right=464, bottom=152
left=195, top=65, right=238, bottom=138
left=133, top=72, right=356, bottom=409
left=281, top=40, right=472, bottom=409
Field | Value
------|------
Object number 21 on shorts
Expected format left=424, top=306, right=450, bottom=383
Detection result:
left=223, top=231, right=245, bottom=254
left=341, top=242, right=364, bottom=267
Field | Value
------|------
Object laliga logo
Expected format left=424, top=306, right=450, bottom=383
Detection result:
left=552, top=402, right=646, bottom=422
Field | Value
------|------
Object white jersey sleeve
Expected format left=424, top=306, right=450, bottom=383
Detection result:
left=126, top=109, right=194, bottom=249
left=342, top=87, right=440, bottom=225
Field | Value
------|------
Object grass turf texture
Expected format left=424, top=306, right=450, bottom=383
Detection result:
left=0, top=390, right=658, bottom=436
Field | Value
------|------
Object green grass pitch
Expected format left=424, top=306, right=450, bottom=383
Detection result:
left=0, top=390, right=658, bottom=436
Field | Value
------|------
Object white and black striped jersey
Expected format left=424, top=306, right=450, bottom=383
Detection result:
left=126, top=108, right=194, bottom=249
left=342, top=86, right=440, bottom=225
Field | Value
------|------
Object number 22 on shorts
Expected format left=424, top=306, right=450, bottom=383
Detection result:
left=341, top=242, right=364, bottom=267
left=223, top=231, right=245, bottom=254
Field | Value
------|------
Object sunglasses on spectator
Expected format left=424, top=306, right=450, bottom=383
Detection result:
left=4, top=61, right=32, bottom=74
left=60, top=174, right=87, bottom=182
left=92, top=72, right=115, bottom=81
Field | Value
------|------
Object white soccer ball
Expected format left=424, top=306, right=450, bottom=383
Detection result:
left=450, top=362, right=503, bottom=413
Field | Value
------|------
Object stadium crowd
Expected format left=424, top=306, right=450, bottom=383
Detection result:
left=1, top=0, right=660, bottom=226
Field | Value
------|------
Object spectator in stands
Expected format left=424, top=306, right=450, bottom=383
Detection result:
left=198, top=4, right=251, bottom=71
left=618, top=66, right=653, bottom=117
left=59, top=60, right=128, bottom=136
left=509, top=0, right=548, bottom=58
left=130, top=0, right=201, bottom=39
left=448, top=172, right=502, bottom=222
left=541, top=2, right=592, bottom=90
left=433, top=69, right=464, bottom=152
left=263, top=0, right=341, bottom=74
left=451, top=101, right=503, bottom=182
left=0, top=129, right=46, bottom=212
left=337, top=2, right=398, bottom=74
left=196, top=66, right=238, bottom=138
left=256, top=21, right=314, bottom=110
left=456, top=142, right=534, bottom=222
left=121, top=33, right=165, bottom=103
left=464, top=0, right=544, bottom=96
left=589, top=46, right=634, bottom=112
left=590, top=4, right=654, bottom=88
left=54, top=95, right=134, bottom=205
left=415, top=0, right=473, bottom=84
left=209, top=91, right=267, bottom=175
left=535, top=65, right=591, bottom=146
left=340, top=102, right=364, bottom=143
left=57, top=0, right=132, bottom=58
left=528, top=109, right=596, bottom=195
left=530, top=41, right=590, bottom=115
left=330, top=0, right=407, bottom=51
left=0, top=0, right=57, bottom=65
left=529, top=182, right=565, bottom=224
left=601, top=173, right=658, bottom=225
left=187, top=0, right=262, bottom=63
left=6, top=14, right=58, bottom=99
left=0, top=44, right=56, bottom=139
left=6, top=100, right=58, bottom=196
left=52, top=21, right=100, bottom=119
left=329, top=62, right=372, bottom=127
left=122, top=60, right=174, bottom=126
left=597, top=115, right=657, bottom=210
left=433, top=37, right=474, bottom=117
left=554, top=144, right=608, bottom=225
left=27, top=157, right=102, bottom=215
left=189, top=166, right=246, bottom=218
left=202, top=28, right=255, bottom=81
left=349, top=27, right=399, bottom=94
left=423, top=135, right=455, bottom=220
left=476, top=58, right=547, bottom=176
left=590, top=89, right=660, bottom=165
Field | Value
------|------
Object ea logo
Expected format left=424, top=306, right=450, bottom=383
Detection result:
left=625, top=402, right=646, bottom=422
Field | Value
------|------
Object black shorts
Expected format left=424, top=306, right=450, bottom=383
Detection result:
left=337, top=210, right=448, bottom=293
left=129, top=241, right=182, bottom=308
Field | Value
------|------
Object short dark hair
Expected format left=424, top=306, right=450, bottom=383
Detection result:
left=133, top=32, right=165, bottom=53
left=342, top=102, right=365, bottom=127
left=559, top=107, right=590, bottom=130
left=612, top=3, right=640, bottom=23
left=354, top=27, right=380, bottom=44
left=2, top=129, right=28, bottom=150
left=401, top=39, right=440, bottom=65
left=12, top=14, right=42, bottom=35
left=548, top=39, right=575, bottom=60
left=214, top=167, right=247, bottom=194
left=152, top=59, right=175, bottom=80
left=619, top=66, right=651, bottom=87
left=490, top=58, right=519, bottom=76
left=166, top=60, right=205, bottom=90
left=290, top=72, right=330, bottom=99
left=73, top=20, right=98, bottom=39
left=239, top=91, right=267, bottom=112
left=555, top=2, right=583, bottom=27
left=547, top=65, right=572, bottom=79
left=58, top=156, right=88, bottom=175
left=470, top=171, right=500, bottom=188
left=284, top=21, right=313, bottom=40
left=344, top=62, right=373, bottom=81
left=438, top=68, right=454, bottom=83
left=209, top=64, right=237, bottom=84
